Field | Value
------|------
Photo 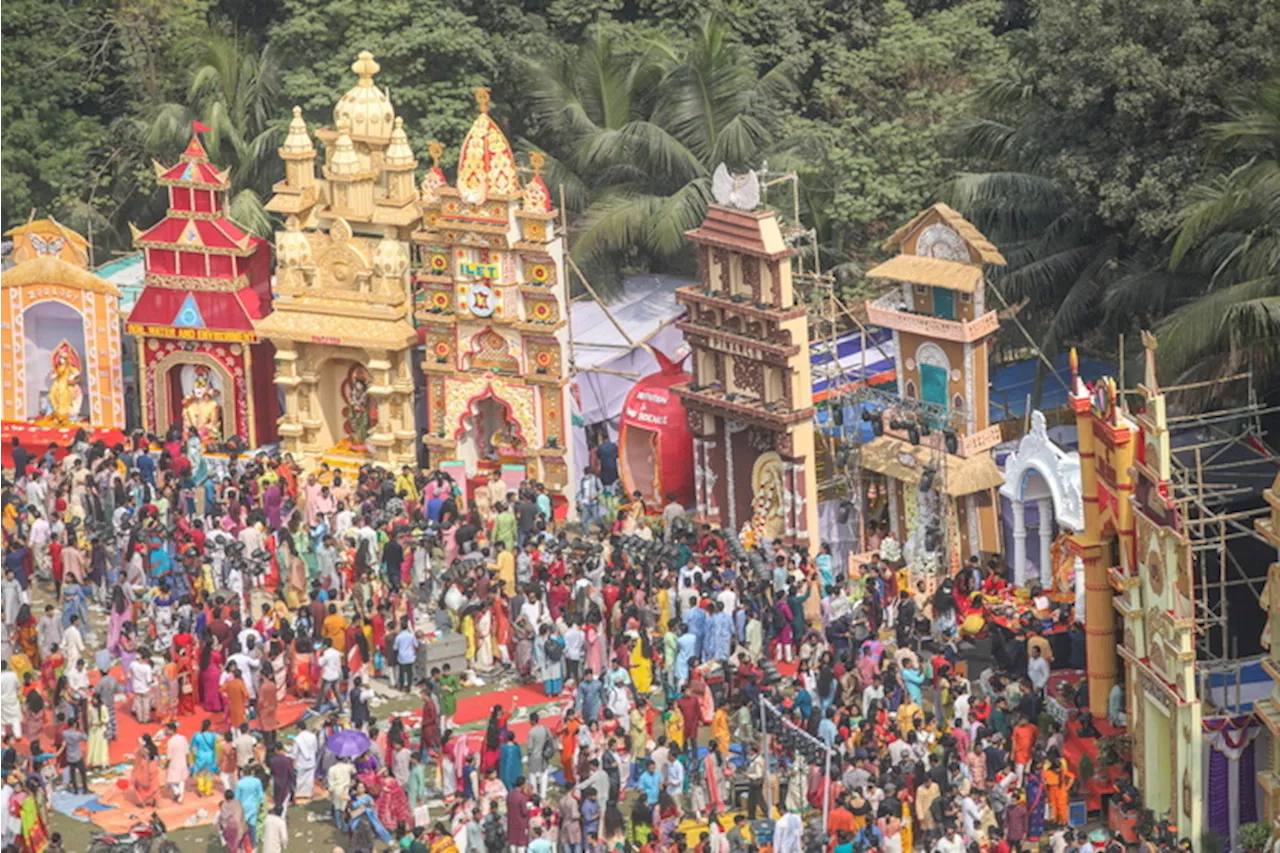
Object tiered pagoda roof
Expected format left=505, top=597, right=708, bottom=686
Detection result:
left=127, top=131, right=271, bottom=339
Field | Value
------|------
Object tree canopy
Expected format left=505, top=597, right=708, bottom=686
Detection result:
left=3, top=0, right=1278, bottom=408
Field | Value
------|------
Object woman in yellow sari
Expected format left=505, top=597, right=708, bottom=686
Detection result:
left=655, top=587, right=671, bottom=634
left=711, top=706, right=731, bottom=755
left=666, top=702, right=685, bottom=749
left=629, top=633, right=654, bottom=696
left=461, top=612, right=476, bottom=662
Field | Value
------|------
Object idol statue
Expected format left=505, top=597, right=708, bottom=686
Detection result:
left=40, top=341, right=85, bottom=426
left=182, top=365, right=223, bottom=443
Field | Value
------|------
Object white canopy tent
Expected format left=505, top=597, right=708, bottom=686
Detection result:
left=569, top=274, right=691, bottom=486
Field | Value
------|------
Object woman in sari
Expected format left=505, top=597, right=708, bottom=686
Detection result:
left=347, top=779, right=394, bottom=847
left=701, top=742, right=728, bottom=816
left=513, top=615, right=536, bottom=682
left=584, top=617, right=606, bottom=675
left=655, top=790, right=682, bottom=849
left=374, top=767, right=413, bottom=832
left=107, top=585, right=130, bottom=654
left=198, top=639, right=225, bottom=712
left=216, top=789, right=249, bottom=853
left=23, top=688, right=48, bottom=748
left=283, top=535, right=307, bottom=610
left=86, top=694, right=110, bottom=769
left=1024, top=761, right=1048, bottom=843
left=665, top=701, right=685, bottom=750
left=9, top=778, right=50, bottom=853
left=629, top=632, right=654, bottom=696
left=38, top=645, right=64, bottom=697
left=132, top=736, right=162, bottom=807
left=480, top=705, right=506, bottom=773
left=11, top=605, right=39, bottom=679
left=119, top=624, right=138, bottom=695
left=535, top=624, right=565, bottom=696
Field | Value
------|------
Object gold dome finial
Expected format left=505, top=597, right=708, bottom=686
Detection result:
left=280, top=106, right=315, bottom=156
left=352, top=51, right=380, bottom=86
left=428, top=141, right=444, bottom=167
left=530, top=151, right=546, bottom=177
left=475, top=87, right=491, bottom=113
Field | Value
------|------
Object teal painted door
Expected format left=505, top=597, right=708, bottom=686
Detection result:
left=921, top=363, right=948, bottom=406
left=933, top=286, right=955, bottom=319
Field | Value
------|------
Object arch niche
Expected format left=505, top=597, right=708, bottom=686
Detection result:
left=999, top=411, right=1085, bottom=608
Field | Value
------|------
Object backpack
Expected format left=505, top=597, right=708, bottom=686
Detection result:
left=542, top=735, right=558, bottom=762
left=483, top=813, right=506, bottom=852
left=544, top=637, right=564, bottom=662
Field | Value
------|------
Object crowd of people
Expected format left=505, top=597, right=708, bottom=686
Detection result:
left=0, top=427, right=1168, bottom=853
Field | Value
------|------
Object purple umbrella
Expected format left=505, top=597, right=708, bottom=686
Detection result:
left=327, top=729, right=373, bottom=758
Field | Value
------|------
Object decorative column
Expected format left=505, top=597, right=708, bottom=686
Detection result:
left=693, top=437, right=707, bottom=517
left=1012, top=499, right=1028, bottom=588
left=887, top=479, right=900, bottom=539
left=1038, top=497, right=1054, bottom=588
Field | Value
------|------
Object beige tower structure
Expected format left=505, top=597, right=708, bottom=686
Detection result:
left=673, top=169, right=818, bottom=548
left=259, top=51, right=420, bottom=469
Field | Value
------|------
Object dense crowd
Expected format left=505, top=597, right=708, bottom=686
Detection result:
left=0, top=428, right=1169, bottom=853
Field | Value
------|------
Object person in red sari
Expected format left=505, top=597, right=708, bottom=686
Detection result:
left=132, top=736, right=163, bottom=806
left=373, top=767, right=412, bottom=831
left=257, top=661, right=280, bottom=747
left=38, top=646, right=64, bottom=697
left=480, top=704, right=509, bottom=774
left=172, top=631, right=197, bottom=716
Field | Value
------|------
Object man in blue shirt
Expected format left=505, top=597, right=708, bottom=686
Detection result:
left=576, top=669, right=603, bottom=723
left=638, top=759, right=662, bottom=806
left=818, top=708, right=838, bottom=747
left=580, top=786, right=601, bottom=841
left=394, top=618, right=419, bottom=691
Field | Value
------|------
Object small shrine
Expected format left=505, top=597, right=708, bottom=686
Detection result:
left=860, top=204, right=1006, bottom=573
left=1, top=218, right=126, bottom=430
left=673, top=166, right=819, bottom=548
left=413, top=88, right=574, bottom=499
left=126, top=131, right=277, bottom=446
left=258, top=52, right=420, bottom=470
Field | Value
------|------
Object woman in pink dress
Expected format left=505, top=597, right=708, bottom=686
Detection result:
left=199, top=640, right=226, bottom=712
left=107, top=585, right=131, bottom=654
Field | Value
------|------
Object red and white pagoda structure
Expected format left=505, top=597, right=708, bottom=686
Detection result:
left=126, top=132, right=278, bottom=446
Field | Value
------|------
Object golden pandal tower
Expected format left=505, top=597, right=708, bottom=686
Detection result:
left=413, top=88, right=575, bottom=499
left=258, top=51, right=420, bottom=469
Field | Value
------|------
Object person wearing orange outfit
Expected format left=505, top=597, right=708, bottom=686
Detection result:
left=1042, top=757, right=1075, bottom=826
left=1011, top=714, right=1039, bottom=783
left=223, top=664, right=250, bottom=730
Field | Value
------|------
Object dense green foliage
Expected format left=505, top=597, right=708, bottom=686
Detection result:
left=3, top=0, right=1277, bottom=403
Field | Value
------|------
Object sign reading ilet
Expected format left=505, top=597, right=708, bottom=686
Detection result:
left=127, top=324, right=256, bottom=343
left=460, top=262, right=499, bottom=280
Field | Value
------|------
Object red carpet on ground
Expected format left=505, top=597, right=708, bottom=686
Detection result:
left=105, top=694, right=311, bottom=765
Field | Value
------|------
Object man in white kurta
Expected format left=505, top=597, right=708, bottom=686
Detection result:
left=774, top=809, right=803, bottom=853
left=1, top=664, right=22, bottom=738
left=165, top=722, right=190, bottom=802
left=291, top=723, right=319, bottom=800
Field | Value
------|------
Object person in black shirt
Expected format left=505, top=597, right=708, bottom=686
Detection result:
left=10, top=438, right=30, bottom=480
left=515, top=496, right=539, bottom=548
left=382, top=533, right=404, bottom=591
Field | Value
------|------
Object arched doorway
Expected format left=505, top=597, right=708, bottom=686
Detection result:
left=1014, top=466, right=1057, bottom=588
left=22, top=300, right=88, bottom=421
left=454, top=387, right=527, bottom=474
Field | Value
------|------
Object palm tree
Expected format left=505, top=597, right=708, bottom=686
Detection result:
left=940, top=75, right=1175, bottom=408
left=523, top=17, right=795, bottom=290
left=148, top=35, right=284, bottom=237
left=1156, top=79, right=1280, bottom=398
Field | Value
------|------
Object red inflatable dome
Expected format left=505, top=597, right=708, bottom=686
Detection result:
left=619, top=348, right=694, bottom=508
